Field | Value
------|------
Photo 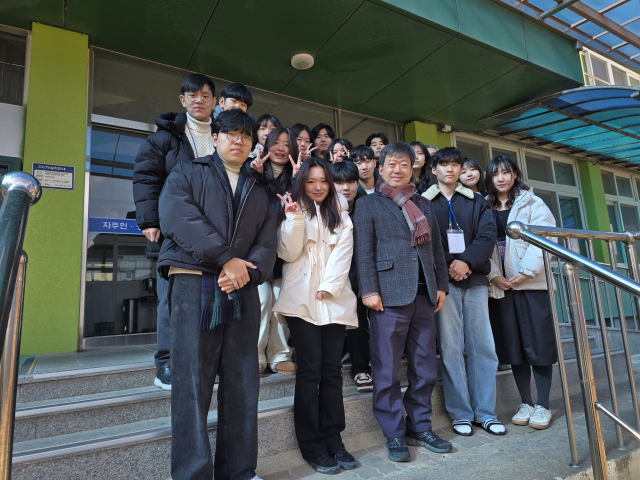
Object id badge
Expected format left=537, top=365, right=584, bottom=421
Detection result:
left=447, top=229, right=465, bottom=254
left=498, top=240, right=506, bottom=260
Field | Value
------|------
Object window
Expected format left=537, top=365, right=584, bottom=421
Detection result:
left=0, top=31, right=26, bottom=106
left=491, top=146, right=518, bottom=163
left=525, top=152, right=553, bottom=184
left=554, top=161, right=576, bottom=186
left=582, top=49, right=639, bottom=89
left=616, top=176, right=633, bottom=198
left=631, top=77, right=640, bottom=87
left=341, top=111, right=398, bottom=147
left=602, top=170, right=616, bottom=195
left=590, top=56, right=610, bottom=85
left=456, top=139, right=489, bottom=171
left=612, top=66, right=629, bottom=86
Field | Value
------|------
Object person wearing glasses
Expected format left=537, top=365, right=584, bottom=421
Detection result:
left=133, top=73, right=216, bottom=392
left=158, top=109, right=278, bottom=480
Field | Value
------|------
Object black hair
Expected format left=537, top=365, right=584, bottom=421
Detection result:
left=212, top=109, right=255, bottom=137
left=350, top=145, right=374, bottom=163
left=425, top=145, right=438, bottom=151
left=379, top=142, right=415, bottom=167
left=365, top=132, right=390, bottom=147
left=293, top=158, right=342, bottom=234
left=180, top=74, right=215, bottom=96
left=312, top=123, right=335, bottom=140
left=485, top=155, right=529, bottom=211
left=262, top=127, right=298, bottom=222
left=461, top=156, right=486, bottom=196
left=330, top=161, right=360, bottom=184
left=409, top=141, right=433, bottom=195
left=254, top=114, right=282, bottom=147
left=325, top=138, right=354, bottom=162
left=291, top=123, right=313, bottom=143
left=431, top=147, right=464, bottom=168
left=220, top=83, right=253, bottom=107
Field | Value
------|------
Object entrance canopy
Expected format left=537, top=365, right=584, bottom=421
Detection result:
left=485, top=86, right=640, bottom=168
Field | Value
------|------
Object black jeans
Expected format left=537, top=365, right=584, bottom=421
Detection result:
left=346, top=298, right=371, bottom=378
left=286, top=317, right=346, bottom=460
left=170, top=274, right=260, bottom=480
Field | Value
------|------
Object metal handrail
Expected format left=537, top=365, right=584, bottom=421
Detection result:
left=0, top=173, right=40, bottom=479
left=596, top=402, right=640, bottom=443
left=507, top=221, right=640, bottom=480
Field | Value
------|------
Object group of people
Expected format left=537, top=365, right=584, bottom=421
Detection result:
left=132, top=73, right=559, bottom=480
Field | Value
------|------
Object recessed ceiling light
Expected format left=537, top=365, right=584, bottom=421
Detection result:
left=291, top=53, right=314, bottom=70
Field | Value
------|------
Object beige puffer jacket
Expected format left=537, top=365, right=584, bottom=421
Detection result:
left=273, top=194, right=357, bottom=328
left=488, top=189, right=556, bottom=299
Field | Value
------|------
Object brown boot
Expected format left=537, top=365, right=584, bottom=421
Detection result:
left=274, top=361, right=297, bottom=376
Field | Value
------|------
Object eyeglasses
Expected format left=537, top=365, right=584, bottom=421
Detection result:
left=224, top=132, right=253, bottom=146
left=186, top=93, right=213, bottom=102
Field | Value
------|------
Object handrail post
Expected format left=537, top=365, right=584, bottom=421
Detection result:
left=563, top=263, right=608, bottom=480
left=0, top=253, right=26, bottom=479
left=543, top=252, right=580, bottom=466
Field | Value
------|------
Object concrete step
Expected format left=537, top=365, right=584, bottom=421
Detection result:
left=10, top=350, right=631, bottom=479
left=559, top=333, right=597, bottom=360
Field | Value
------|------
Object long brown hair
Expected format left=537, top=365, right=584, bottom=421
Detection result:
left=485, top=155, right=529, bottom=211
left=292, top=158, right=342, bottom=234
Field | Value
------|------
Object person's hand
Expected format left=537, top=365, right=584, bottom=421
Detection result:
left=490, top=275, right=512, bottom=291
left=143, top=228, right=161, bottom=243
left=434, top=290, right=446, bottom=313
left=218, top=271, right=236, bottom=294
left=221, top=258, right=257, bottom=290
left=449, top=259, right=471, bottom=281
left=316, top=291, right=333, bottom=300
left=250, top=149, right=270, bottom=173
left=290, top=153, right=302, bottom=178
left=301, top=145, right=318, bottom=161
left=508, top=273, right=531, bottom=288
left=363, top=294, right=384, bottom=311
left=277, top=192, right=302, bottom=214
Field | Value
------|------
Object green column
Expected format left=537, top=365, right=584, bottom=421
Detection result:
left=578, top=160, right=610, bottom=263
left=404, top=121, right=451, bottom=149
left=21, top=24, right=88, bottom=354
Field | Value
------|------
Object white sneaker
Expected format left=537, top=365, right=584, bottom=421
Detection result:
left=529, top=405, right=552, bottom=430
left=511, top=403, right=535, bottom=426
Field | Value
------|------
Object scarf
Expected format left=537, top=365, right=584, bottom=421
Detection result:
left=200, top=152, right=249, bottom=330
left=376, top=176, right=431, bottom=246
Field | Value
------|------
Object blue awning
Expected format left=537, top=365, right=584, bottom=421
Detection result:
left=485, top=86, right=640, bottom=167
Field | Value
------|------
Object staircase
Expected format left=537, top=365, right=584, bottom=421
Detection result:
left=10, top=336, right=640, bottom=480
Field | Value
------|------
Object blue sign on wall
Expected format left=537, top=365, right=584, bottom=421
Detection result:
left=88, top=217, right=143, bottom=235
left=32, top=163, right=75, bottom=190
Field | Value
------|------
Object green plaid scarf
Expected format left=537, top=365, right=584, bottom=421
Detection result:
left=200, top=153, right=249, bottom=330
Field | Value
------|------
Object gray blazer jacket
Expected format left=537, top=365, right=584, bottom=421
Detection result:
left=354, top=192, right=449, bottom=307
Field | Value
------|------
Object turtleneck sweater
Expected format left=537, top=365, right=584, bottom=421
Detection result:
left=271, top=162, right=285, bottom=178
left=221, top=158, right=242, bottom=194
left=185, top=113, right=214, bottom=158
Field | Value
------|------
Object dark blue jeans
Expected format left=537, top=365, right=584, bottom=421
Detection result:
left=170, top=274, right=260, bottom=480
left=155, top=274, right=170, bottom=371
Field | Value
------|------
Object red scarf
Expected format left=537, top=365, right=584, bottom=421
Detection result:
left=376, top=177, right=430, bottom=246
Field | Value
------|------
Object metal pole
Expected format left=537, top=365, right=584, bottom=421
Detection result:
left=563, top=263, right=608, bottom=480
left=539, top=0, right=581, bottom=21
left=543, top=252, right=580, bottom=466
left=0, top=252, right=27, bottom=479
left=596, top=402, right=640, bottom=443
left=607, top=241, right=640, bottom=432
left=587, top=240, right=625, bottom=450
left=624, top=242, right=640, bottom=330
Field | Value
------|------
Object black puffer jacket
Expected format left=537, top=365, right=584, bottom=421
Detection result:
left=133, top=112, right=210, bottom=257
left=158, top=154, right=277, bottom=284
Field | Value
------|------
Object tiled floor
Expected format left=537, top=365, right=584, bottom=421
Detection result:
left=19, top=345, right=157, bottom=375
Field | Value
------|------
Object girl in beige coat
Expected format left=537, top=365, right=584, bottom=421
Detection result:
left=272, top=158, right=358, bottom=474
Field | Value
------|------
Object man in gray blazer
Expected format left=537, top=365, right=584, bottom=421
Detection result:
left=354, top=142, right=450, bottom=462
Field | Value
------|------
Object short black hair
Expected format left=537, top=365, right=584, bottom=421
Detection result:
left=325, top=138, right=354, bottom=162
left=220, top=83, right=253, bottom=107
left=379, top=142, right=415, bottom=167
left=350, top=145, right=374, bottom=163
left=312, top=123, right=335, bottom=140
left=212, top=109, right=255, bottom=137
left=365, top=132, right=389, bottom=146
left=180, top=74, right=216, bottom=96
left=330, top=161, right=360, bottom=184
left=431, top=147, right=464, bottom=168
left=291, top=123, right=313, bottom=141
left=255, top=114, right=282, bottom=130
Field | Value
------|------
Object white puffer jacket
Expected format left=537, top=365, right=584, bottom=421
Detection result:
left=273, top=194, right=357, bottom=328
left=488, top=189, right=556, bottom=298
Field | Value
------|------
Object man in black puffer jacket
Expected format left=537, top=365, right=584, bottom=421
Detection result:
left=133, top=73, right=216, bottom=390
left=159, top=110, right=277, bottom=480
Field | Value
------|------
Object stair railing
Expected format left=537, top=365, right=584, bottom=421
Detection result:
left=507, top=221, right=640, bottom=480
left=0, top=173, right=41, bottom=479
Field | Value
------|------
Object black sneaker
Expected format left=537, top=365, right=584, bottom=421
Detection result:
left=154, top=366, right=171, bottom=391
left=309, top=453, right=340, bottom=475
left=386, top=437, right=410, bottom=462
left=333, top=449, right=357, bottom=470
left=405, top=430, right=452, bottom=453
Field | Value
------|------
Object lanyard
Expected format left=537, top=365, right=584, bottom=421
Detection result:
left=448, top=200, right=461, bottom=231
left=187, top=127, right=198, bottom=158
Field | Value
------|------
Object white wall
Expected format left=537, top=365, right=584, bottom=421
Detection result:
left=0, top=102, right=25, bottom=160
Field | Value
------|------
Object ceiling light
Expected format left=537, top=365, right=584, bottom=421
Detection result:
left=291, top=54, right=314, bottom=70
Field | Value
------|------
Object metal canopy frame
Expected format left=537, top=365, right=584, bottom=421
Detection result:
left=504, top=0, right=640, bottom=71
left=484, top=85, right=640, bottom=168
